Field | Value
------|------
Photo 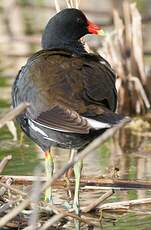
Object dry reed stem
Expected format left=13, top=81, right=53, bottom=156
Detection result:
left=0, top=103, right=29, bottom=129
left=1, top=175, right=151, bottom=189
left=75, top=0, right=80, bottom=9
left=23, top=202, right=95, bottom=230
left=113, top=10, right=124, bottom=49
left=65, top=0, right=72, bottom=8
left=0, top=199, right=30, bottom=227
left=54, top=0, right=60, bottom=12
left=0, top=182, right=26, bottom=196
left=102, top=2, right=150, bottom=114
left=98, top=197, right=151, bottom=211
left=28, top=169, right=42, bottom=229
left=123, top=0, right=131, bottom=49
left=0, top=155, right=12, bottom=173
left=22, top=223, right=41, bottom=230
left=0, top=200, right=18, bottom=214
left=41, top=205, right=96, bottom=226
left=39, top=213, right=65, bottom=230
left=129, top=75, right=150, bottom=108
left=0, top=184, right=94, bottom=229
left=131, top=3, right=145, bottom=83
left=82, top=190, right=114, bottom=213
left=65, top=0, right=80, bottom=9
left=6, top=121, right=17, bottom=141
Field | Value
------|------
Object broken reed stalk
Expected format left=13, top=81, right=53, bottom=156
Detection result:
left=102, top=1, right=150, bottom=114
left=0, top=102, right=29, bottom=129
left=0, top=118, right=130, bottom=228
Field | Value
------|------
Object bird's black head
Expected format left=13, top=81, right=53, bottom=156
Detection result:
left=42, top=8, right=103, bottom=53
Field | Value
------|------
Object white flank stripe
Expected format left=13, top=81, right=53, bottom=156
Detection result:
left=86, top=118, right=111, bottom=130
left=28, top=119, right=62, bottom=143
left=28, top=119, right=48, bottom=137
left=30, top=119, right=70, bottom=133
left=43, top=136, right=62, bottom=143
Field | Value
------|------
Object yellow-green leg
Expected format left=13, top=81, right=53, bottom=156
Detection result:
left=73, top=149, right=83, bottom=230
left=44, top=148, right=54, bottom=204
left=19, top=131, right=24, bottom=145
left=64, top=149, right=75, bottom=200
left=73, top=159, right=83, bottom=214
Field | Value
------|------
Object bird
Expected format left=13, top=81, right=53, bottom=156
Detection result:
left=12, top=8, right=123, bottom=216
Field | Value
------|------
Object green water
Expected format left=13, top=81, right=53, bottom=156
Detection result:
left=0, top=126, right=40, bottom=175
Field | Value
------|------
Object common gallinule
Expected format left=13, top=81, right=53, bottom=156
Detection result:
left=12, top=8, right=123, bottom=213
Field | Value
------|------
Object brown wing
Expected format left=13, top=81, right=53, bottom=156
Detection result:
left=14, top=49, right=117, bottom=134
left=34, top=104, right=90, bottom=134
left=81, top=54, right=117, bottom=111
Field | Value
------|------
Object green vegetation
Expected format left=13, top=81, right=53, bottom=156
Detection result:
left=0, top=98, right=10, bottom=108
left=0, top=126, right=40, bottom=175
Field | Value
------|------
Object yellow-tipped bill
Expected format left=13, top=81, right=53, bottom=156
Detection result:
left=97, top=29, right=106, bottom=36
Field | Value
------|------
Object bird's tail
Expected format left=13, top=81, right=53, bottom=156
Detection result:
left=85, top=110, right=129, bottom=130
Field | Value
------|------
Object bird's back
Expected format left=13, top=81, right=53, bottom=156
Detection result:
left=12, top=48, right=120, bottom=151
left=13, top=49, right=117, bottom=113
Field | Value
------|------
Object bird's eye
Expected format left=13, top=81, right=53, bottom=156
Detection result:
left=77, top=18, right=82, bottom=24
